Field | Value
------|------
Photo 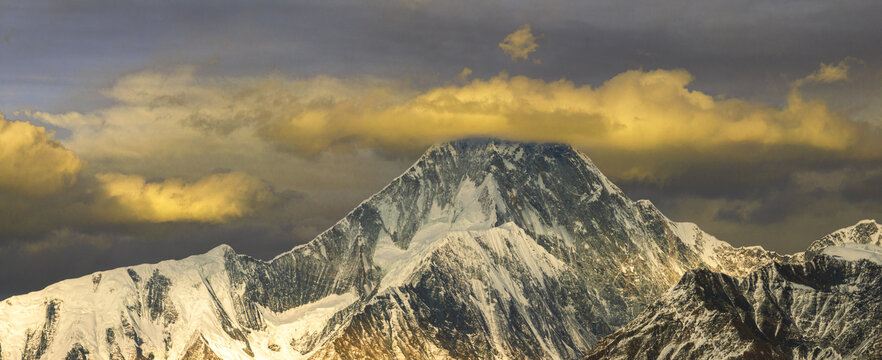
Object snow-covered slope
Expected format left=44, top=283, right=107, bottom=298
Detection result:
left=821, top=243, right=882, bottom=264
left=806, top=219, right=882, bottom=256
left=0, top=139, right=783, bottom=360
left=585, top=221, right=882, bottom=360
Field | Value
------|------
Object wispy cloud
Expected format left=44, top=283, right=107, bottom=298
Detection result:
left=792, top=58, right=858, bottom=87
left=499, top=24, right=541, bottom=63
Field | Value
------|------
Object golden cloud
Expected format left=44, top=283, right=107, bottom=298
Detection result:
left=94, top=172, right=271, bottom=223
left=499, top=24, right=540, bottom=62
left=0, top=113, right=83, bottom=196
left=22, top=70, right=407, bottom=162
left=262, top=69, right=858, bottom=156
left=5, top=64, right=879, bottom=244
left=22, top=66, right=867, bottom=184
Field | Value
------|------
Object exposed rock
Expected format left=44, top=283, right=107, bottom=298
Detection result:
left=145, top=269, right=177, bottom=325
left=127, top=269, right=141, bottom=284
left=181, top=335, right=222, bottom=360
left=105, top=328, right=126, bottom=360
left=91, top=274, right=102, bottom=292
left=586, top=250, right=882, bottom=359
left=21, top=299, right=60, bottom=360
left=64, top=343, right=89, bottom=360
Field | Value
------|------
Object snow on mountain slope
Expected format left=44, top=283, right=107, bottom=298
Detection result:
left=822, top=243, right=882, bottom=264
left=806, top=219, right=882, bottom=256
left=0, top=139, right=783, bottom=360
left=0, top=245, right=269, bottom=360
left=585, top=222, right=882, bottom=360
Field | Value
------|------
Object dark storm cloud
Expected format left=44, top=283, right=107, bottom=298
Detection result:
left=4, top=0, right=882, bottom=110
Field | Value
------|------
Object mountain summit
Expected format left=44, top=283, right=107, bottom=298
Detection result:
left=1, top=139, right=783, bottom=360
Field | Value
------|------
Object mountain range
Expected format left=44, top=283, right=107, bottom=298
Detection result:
left=0, top=139, right=878, bottom=360
left=586, top=220, right=882, bottom=359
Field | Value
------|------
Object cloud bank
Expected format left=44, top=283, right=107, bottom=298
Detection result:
left=0, top=111, right=273, bottom=234
left=23, top=65, right=874, bottom=186
left=280, top=69, right=854, bottom=154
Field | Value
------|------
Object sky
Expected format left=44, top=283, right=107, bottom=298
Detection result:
left=1, top=0, right=881, bottom=298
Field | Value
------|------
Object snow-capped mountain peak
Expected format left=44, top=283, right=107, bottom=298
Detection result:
left=0, top=139, right=786, bottom=360
left=806, top=219, right=882, bottom=254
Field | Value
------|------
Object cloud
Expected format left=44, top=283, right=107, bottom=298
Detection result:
left=0, top=113, right=83, bottom=196
left=792, top=58, right=856, bottom=87
left=23, top=66, right=871, bottom=183
left=499, top=24, right=540, bottom=62
left=93, top=172, right=272, bottom=223
left=261, top=69, right=861, bottom=164
left=457, top=67, right=473, bottom=82
left=0, top=104, right=274, bottom=230
left=22, top=69, right=407, bottom=162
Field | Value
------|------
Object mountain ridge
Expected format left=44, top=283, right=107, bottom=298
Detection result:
left=585, top=219, right=882, bottom=360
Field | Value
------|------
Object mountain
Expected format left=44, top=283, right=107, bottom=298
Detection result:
left=805, top=220, right=882, bottom=258
left=585, top=220, right=882, bottom=360
left=0, top=139, right=784, bottom=360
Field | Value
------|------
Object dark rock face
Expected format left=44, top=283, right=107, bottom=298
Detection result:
left=181, top=336, right=222, bottom=360
left=21, top=299, right=61, bottom=360
left=127, top=269, right=141, bottom=284
left=105, top=328, right=126, bottom=360
left=91, top=274, right=102, bottom=292
left=145, top=270, right=177, bottom=325
left=64, top=343, right=88, bottom=360
left=585, top=255, right=882, bottom=359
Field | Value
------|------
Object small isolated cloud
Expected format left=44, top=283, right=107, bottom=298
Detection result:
left=2, top=28, right=13, bottom=44
left=457, top=67, right=473, bottom=82
left=792, top=58, right=856, bottom=87
left=94, top=172, right=271, bottom=223
left=499, top=24, right=540, bottom=63
left=0, top=113, right=82, bottom=196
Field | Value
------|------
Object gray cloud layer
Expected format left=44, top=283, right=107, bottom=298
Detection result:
left=1, top=0, right=881, bottom=298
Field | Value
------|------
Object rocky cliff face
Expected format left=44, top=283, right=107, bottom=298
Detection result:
left=0, top=139, right=784, bottom=360
left=585, top=222, right=882, bottom=360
